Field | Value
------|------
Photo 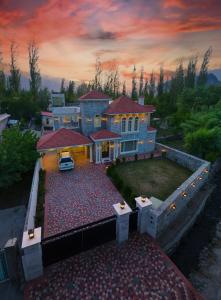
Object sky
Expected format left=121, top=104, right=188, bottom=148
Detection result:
left=0, top=0, right=221, bottom=86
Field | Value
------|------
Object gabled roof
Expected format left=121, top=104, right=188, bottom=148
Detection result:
left=37, top=128, right=92, bottom=151
left=79, top=90, right=110, bottom=100
left=90, top=129, right=121, bottom=141
left=105, top=95, right=155, bottom=114
left=41, top=111, right=53, bottom=117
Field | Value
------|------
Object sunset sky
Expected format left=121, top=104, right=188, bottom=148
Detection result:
left=0, top=0, right=221, bottom=86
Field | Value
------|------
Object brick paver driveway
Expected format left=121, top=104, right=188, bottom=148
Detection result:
left=25, top=234, right=200, bottom=300
left=44, top=159, right=123, bottom=237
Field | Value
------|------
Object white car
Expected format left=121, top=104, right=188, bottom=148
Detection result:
left=59, top=151, right=74, bottom=171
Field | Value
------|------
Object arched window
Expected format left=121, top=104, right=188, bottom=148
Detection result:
left=128, top=117, right=133, bottom=132
left=121, top=118, right=126, bottom=133
left=134, top=117, right=139, bottom=132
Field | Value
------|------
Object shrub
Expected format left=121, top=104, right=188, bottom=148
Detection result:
left=106, top=164, right=115, bottom=176
left=122, top=185, right=132, bottom=199
left=150, top=152, right=154, bottom=159
left=122, top=156, right=126, bottom=163
left=134, top=153, right=138, bottom=161
left=115, top=158, right=121, bottom=165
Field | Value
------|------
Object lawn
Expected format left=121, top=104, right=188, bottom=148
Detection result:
left=114, top=158, right=192, bottom=201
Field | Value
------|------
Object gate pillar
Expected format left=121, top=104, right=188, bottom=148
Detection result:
left=113, top=202, right=132, bottom=244
left=135, top=196, right=152, bottom=234
left=21, top=227, right=43, bottom=281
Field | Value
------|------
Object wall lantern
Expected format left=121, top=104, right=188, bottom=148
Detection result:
left=182, top=191, right=187, bottom=197
left=120, top=200, right=126, bottom=209
left=28, top=228, right=35, bottom=239
left=170, top=203, right=176, bottom=210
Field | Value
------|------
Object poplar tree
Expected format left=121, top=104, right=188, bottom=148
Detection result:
left=157, top=67, right=164, bottom=96
left=185, top=56, right=197, bottom=89
left=139, top=66, right=144, bottom=96
left=131, top=65, right=138, bottom=100
left=198, top=47, right=212, bottom=87
left=60, top=78, right=65, bottom=93
left=28, top=41, right=41, bottom=99
left=122, top=81, right=126, bottom=95
left=0, top=48, right=6, bottom=96
left=8, top=42, right=21, bottom=94
left=149, top=71, right=155, bottom=99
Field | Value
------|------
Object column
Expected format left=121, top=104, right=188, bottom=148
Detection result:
left=114, top=141, right=118, bottom=160
left=113, top=202, right=132, bottom=244
left=135, top=196, right=152, bottom=234
left=89, top=145, right=93, bottom=162
left=21, top=227, right=43, bottom=281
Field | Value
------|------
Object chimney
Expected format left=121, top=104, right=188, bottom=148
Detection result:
left=138, top=97, right=144, bottom=106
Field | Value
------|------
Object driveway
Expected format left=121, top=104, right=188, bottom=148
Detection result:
left=44, top=161, right=124, bottom=237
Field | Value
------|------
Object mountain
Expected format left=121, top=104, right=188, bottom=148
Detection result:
left=20, top=74, right=62, bottom=91
left=211, top=69, right=221, bottom=81
left=206, top=73, right=221, bottom=86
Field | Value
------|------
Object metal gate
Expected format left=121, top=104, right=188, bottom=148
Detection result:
left=0, top=249, right=8, bottom=282
left=42, top=216, right=116, bottom=267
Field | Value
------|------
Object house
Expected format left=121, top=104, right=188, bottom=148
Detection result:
left=0, top=113, right=10, bottom=136
left=38, top=91, right=156, bottom=164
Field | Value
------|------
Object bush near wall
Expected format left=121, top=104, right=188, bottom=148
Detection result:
left=106, top=163, right=136, bottom=208
left=35, top=169, right=46, bottom=228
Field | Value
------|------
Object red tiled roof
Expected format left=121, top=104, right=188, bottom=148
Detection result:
left=41, top=111, right=53, bottom=117
left=79, top=90, right=110, bottom=100
left=148, top=127, right=157, bottom=131
left=90, top=129, right=121, bottom=141
left=105, top=95, right=155, bottom=114
left=37, top=128, right=92, bottom=151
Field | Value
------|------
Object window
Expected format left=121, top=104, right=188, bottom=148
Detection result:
left=94, top=115, right=101, bottom=128
left=72, top=115, right=79, bottom=128
left=63, top=116, right=71, bottom=123
left=121, top=140, right=137, bottom=153
left=134, top=117, right=139, bottom=132
left=128, top=117, right=133, bottom=132
left=121, top=118, right=126, bottom=133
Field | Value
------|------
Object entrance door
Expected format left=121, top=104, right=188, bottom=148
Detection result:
left=101, top=141, right=109, bottom=158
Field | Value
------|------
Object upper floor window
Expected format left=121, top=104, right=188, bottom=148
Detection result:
left=134, top=117, right=139, bottom=132
left=94, top=115, right=101, bottom=128
left=121, top=118, right=126, bottom=132
left=128, top=117, right=133, bottom=132
left=63, top=116, right=71, bottom=123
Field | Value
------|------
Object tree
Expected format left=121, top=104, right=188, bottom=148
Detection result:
left=149, top=71, right=155, bottom=99
left=139, top=66, right=144, bottom=96
left=198, top=47, right=212, bottom=87
left=131, top=65, right=138, bottom=100
left=185, top=56, right=197, bottom=89
left=60, top=78, right=65, bottom=93
left=144, top=78, right=148, bottom=101
left=157, top=67, right=164, bottom=96
left=0, top=127, right=39, bottom=188
left=122, top=81, right=126, bottom=95
left=92, top=57, right=102, bottom=91
left=28, top=41, right=41, bottom=99
left=66, top=80, right=75, bottom=102
left=8, top=42, right=21, bottom=94
left=0, top=47, right=6, bottom=97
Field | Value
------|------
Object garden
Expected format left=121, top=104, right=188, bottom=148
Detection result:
left=107, top=157, right=192, bottom=208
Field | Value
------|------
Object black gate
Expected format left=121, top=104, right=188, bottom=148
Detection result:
left=129, top=209, right=138, bottom=233
left=42, top=216, right=116, bottom=267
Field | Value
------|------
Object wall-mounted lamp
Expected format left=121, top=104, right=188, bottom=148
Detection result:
left=28, top=228, right=35, bottom=239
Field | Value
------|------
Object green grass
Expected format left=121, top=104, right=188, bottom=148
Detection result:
left=114, top=158, right=192, bottom=201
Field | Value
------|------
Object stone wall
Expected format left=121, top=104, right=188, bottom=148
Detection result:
left=146, top=144, right=210, bottom=238
left=24, top=159, right=41, bottom=231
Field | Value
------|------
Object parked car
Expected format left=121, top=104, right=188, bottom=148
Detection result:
left=58, top=151, right=74, bottom=171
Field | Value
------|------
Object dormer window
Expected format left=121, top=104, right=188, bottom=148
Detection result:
left=94, top=115, right=101, bottom=128
left=121, top=118, right=126, bottom=133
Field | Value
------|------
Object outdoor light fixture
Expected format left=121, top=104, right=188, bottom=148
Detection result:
left=170, top=203, right=176, bottom=210
left=204, top=169, right=208, bottom=174
left=182, top=191, right=187, bottom=197
left=199, top=176, right=202, bottom=180
left=141, top=195, right=146, bottom=203
left=28, top=229, right=35, bottom=239
left=191, top=182, right=196, bottom=188
left=120, top=200, right=126, bottom=209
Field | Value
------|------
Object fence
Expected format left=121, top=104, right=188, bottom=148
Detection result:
left=24, top=159, right=41, bottom=231
left=42, top=215, right=116, bottom=267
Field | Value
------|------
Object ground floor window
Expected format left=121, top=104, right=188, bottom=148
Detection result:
left=120, top=140, right=137, bottom=153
